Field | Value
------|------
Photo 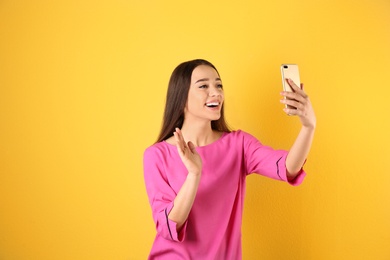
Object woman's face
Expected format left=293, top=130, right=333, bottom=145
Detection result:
left=184, top=65, right=224, bottom=123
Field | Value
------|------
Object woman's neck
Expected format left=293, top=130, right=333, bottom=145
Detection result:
left=180, top=121, right=219, bottom=147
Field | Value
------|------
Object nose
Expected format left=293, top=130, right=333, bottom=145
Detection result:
left=209, top=85, right=222, bottom=97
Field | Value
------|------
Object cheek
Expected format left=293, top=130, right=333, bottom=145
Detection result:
left=184, top=99, right=195, bottom=113
left=188, top=92, right=204, bottom=105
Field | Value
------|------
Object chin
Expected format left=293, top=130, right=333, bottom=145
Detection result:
left=210, top=115, right=221, bottom=121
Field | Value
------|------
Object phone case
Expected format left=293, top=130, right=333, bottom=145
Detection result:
left=281, top=64, right=301, bottom=92
left=281, top=64, right=301, bottom=109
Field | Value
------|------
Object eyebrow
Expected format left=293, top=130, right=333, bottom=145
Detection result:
left=195, top=78, right=222, bottom=84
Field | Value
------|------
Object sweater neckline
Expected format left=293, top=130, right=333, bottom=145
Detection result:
left=163, top=131, right=228, bottom=149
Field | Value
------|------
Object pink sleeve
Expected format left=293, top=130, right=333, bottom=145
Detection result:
left=242, top=131, right=306, bottom=186
left=143, top=146, right=187, bottom=242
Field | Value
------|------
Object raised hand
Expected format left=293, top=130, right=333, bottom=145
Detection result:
left=280, top=78, right=316, bottom=129
left=173, top=128, right=203, bottom=175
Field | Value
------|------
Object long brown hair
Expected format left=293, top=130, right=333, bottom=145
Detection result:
left=156, top=59, right=231, bottom=143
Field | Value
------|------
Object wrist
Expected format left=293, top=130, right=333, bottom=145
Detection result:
left=187, top=171, right=201, bottom=178
left=302, top=124, right=316, bottom=131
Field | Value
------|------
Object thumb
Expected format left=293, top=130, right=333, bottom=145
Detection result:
left=187, top=141, right=197, bottom=153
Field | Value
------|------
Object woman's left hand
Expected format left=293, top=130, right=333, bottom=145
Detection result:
left=280, top=78, right=316, bottom=129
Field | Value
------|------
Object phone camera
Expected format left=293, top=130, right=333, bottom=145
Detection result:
left=283, top=65, right=288, bottom=69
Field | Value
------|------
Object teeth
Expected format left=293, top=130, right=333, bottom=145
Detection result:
left=206, top=102, right=219, bottom=107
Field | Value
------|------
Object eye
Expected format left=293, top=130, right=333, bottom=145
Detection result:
left=217, top=84, right=223, bottom=89
left=199, top=84, right=208, bottom=89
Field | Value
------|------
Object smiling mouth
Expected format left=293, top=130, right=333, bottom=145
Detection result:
left=205, top=102, right=220, bottom=108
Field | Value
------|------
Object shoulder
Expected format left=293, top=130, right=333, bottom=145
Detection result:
left=144, top=141, right=171, bottom=160
left=216, top=129, right=261, bottom=150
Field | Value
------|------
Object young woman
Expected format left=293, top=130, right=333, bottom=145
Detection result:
left=143, top=59, right=316, bottom=259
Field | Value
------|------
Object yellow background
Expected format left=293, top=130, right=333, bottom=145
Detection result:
left=1, top=0, right=389, bottom=259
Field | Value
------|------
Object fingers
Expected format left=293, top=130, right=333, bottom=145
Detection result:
left=281, top=80, right=309, bottom=106
left=173, top=128, right=187, bottom=155
left=173, top=128, right=199, bottom=157
left=174, top=128, right=184, bottom=144
left=280, top=79, right=312, bottom=116
left=286, top=79, right=308, bottom=99
left=280, top=96, right=309, bottom=114
left=283, top=106, right=303, bottom=116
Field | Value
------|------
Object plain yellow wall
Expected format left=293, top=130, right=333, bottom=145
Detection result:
left=1, top=0, right=389, bottom=259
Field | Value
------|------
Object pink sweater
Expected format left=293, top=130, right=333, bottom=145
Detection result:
left=143, top=130, right=305, bottom=259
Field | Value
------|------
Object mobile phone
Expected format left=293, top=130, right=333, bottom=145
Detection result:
left=281, top=64, right=301, bottom=109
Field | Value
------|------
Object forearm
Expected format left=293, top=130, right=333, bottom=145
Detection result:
left=286, top=126, right=315, bottom=178
left=168, top=173, right=201, bottom=230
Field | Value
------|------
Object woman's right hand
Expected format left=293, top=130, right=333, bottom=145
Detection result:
left=173, top=128, right=202, bottom=175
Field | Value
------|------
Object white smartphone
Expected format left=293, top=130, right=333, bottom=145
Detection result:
left=281, top=64, right=301, bottom=109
